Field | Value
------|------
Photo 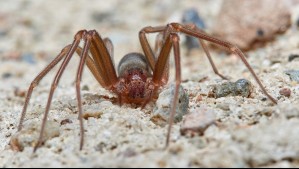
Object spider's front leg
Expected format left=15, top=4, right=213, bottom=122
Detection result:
left=18, top=29, right=118, bottom=152
left=139, top=25, right=184, bottom=148
left=139, top=22, right=277, bottom=149
left=16, top=30, right=87, bottom=152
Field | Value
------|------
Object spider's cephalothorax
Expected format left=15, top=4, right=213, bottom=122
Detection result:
left=115, top=52, right=155, bottom=104
left=16, top=23, right=277, bottom=153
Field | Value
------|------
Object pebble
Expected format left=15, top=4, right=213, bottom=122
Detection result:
left=279, top=88, right=291, bottom=97
left=82, top=104, right=105, bottom=120
left=60, top=119, right=73, bottom=126
left=151, top=84, right=189, bottom=126
left=288, top=54, right=299, bottom=62
left=285, top=70, right=299, bottom=82
left=21, top=53, right=36, bottom=64
left=208, top=79, right=253, bottom=98
left=10, top=121, right=60, bottom=151
left=14, top=87, right=26, bottom=97
left=1, top=72, right=12, bottom=79
left=180, top=107, right=216, bottom=137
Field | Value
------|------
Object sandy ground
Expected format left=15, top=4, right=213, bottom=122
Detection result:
left=0, top=0, right=299, bottom=167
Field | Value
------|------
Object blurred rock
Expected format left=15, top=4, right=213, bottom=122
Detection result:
left=278, top=102, right=299, bottom=119
left=60, top=119, right=73, bottom=126
left=181, top=8, right=205, bottom=54
left=212, top=0, right=291, bottom=51
left=10, top=120, right=60, bottom=151
left=285, top=70, right=299, bottom=82
left=233, top=118, right=299, bottom=166
left=180, top=106, right=215, bottom=136
left=288, top=54, right=299, bottom=62
left=21, top=53, right=36, bottom=64
left=1, top=72, right=12, bottom=79
left=279, top=88, right=291, bottom=97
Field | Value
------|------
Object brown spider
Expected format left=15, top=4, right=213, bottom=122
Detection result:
left=17, top=23, right=277, bottom=153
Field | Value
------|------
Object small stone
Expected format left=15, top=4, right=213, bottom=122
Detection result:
left=21, top=53, right=36, bottom=64
left=180, top=107, right=216, bottom=137
left=285, top=70, right=299, bottom=82
left=234, top=79, right=253, bottom=97
left=118, top=147, right=137, bottom=158
left=216, top=103, right=230, bottom=111
left=215, top=82, right=235, bottom=98
left=10, top=121, right=60, bottom=151
left=151, top=84, right=189, bottom=126
left=196, top=94, right=203, bottom=102
left=2, top=72, right=12, bottom=79
left=92, top=11, right=113, bottom=23
left=208, top=79, right=253, bottom=98
left=14, top=88, right=26, bottom=98
left=60, top=119, right=73, bottom=126
left=279, top=88, right=291, bottom=97
left=82, top=85, right=89, bottom=91
left=288, top=54, right=299, bottom=62
left=83, top=109, right=103, bottom=120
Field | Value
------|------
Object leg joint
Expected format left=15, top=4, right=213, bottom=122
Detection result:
left=75, top=30, right=87, bottom=40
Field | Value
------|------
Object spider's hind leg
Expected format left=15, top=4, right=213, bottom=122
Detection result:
left=185, top=24, right=229, bottom=80
left=170, top=23, right=277, bottom=104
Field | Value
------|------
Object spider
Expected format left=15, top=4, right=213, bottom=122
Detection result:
left=17, top=22, right=277, bottom=153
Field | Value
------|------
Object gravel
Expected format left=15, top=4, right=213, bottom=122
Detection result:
left=0, top=0, right=299, bottom=167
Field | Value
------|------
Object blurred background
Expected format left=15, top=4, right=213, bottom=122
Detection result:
left=0, top=0, right=222, bottom=63
left=1, top=0, right=298, bottom=85
left=0, top=0, right=223, bottom=88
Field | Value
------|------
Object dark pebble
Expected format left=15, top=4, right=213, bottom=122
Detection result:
left=279, top=88, right=291, bottom=97
left=288, top=54, right=299, bottom=62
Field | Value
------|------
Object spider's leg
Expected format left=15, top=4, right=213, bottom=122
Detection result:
left=89, top=30, right=117, bottom=88
left=68, top=45, right=113, bottom=150
left=74, top=34, right=117, bottom=90
left=103, top=37, right=114, bottom=63
left=183, top=24, right=228, bottom=80
left=139, top=25, right=181, bottom=148
left=73, top=32, right=118, bottom=151
left=139, top=26, right=166, bottom=71
left=75, top=31, right=93, bottom=150
left=166, top=33, right=181, bottom=148
left=139, top=26, right=174, bottom=108
left=33, top=30, right=86, bottom=153
left=199, top=39, right=228, bottom=80
left=75, top=47, right=108, bottom=88
left=154, top=33, right=164, bottom=56
left=152, top=32, right=172, bottom=85
left=155, top=33, right=169, bottom=85
left=17, top=45, right=72, bottom=131
left=86, top=39, right=110, bottom=87
left=170, top=23, right=277, bottom=104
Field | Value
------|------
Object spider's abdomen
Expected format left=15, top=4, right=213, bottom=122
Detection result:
left=117, top=53, right=151, bottom=103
